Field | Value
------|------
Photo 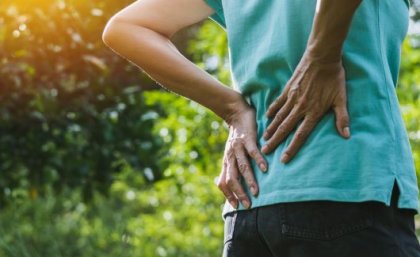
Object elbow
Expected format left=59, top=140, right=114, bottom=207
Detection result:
left=102, top=22, right=111, bottom=47
left=102, top=17, right=126, bottom=49
left=102, top=18, right=118, bottom=48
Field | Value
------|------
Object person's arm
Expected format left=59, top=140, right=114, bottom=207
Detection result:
left=262, top=0, right=362, bottom=163
left=102, top=0, right=267, bottom=208
left=306, top=0, right=363, bottom=62
left=102, top=0, right=240, bottom=123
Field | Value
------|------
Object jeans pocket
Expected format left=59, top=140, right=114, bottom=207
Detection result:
left=281, top=201, right=374, bottom=241
left=224, top=211, right=238, bottom=244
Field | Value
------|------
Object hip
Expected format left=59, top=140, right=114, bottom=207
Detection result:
left=222, top=184, right=420, bottom=257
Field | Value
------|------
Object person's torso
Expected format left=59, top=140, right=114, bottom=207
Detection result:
left=204, top=0, right=419, bottom=215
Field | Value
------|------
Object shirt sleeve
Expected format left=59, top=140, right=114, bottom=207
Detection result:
left=203, top=0, right=226, bottom=28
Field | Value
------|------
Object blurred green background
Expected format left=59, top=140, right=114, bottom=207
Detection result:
left=0, top=0, right=419, bottom=256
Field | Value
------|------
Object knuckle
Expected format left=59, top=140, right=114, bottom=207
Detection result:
left=288, top=89, right=299, bottom=100
left=289, top=87, right=298, bottom=96
left=226, top=195, right=236, bottom=202
left=248, top=149, right=258, bottom=158
left=238, top=163, right=248, bottom=174
left=300, top=94, right=309, bottom=103
left=226, top=150, right=236, bottom=160
left=273, top=115, right=281, bottom=124
left=222, top=156, right=228, bottom=165
left=217, top=180, right=225, bottom=190
left=305, top=116, right=317, bottom=124
left=236, top=193, right=247, bottom=201
left=294, top=131, right=306, bottom=141
left=275, top=110, right=285, bottom=118
left=226, top=177, right=235, bottom=188
left=231, top=140, right=241, bottom=149
left=297, top=101, right=308, bottom=112
left=277, top=127, right=287, bottom=136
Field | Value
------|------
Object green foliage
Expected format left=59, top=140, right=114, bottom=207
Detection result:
left=187, top=21, right=230, bottom=84
left=0, top=1, right=231, bottom=252
left=0, top=0, right=165, bottom=201
left=0, top=0, right=231, bottom=255
left=0, top=91, right=228, bottom=257
left=0, top=0, right=419, bottom=255
left=398, top=38, right=420, bottom=187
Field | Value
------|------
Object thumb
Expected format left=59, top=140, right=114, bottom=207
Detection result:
left=333, top=103, right=350, bottom=139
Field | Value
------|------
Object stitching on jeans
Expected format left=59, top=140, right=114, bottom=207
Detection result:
left=281, top=219, right=372, bottom=241
left=224, top=212, right=237, bottom=244
left=255, top=208, right=275, bottom=257
left=222, top=212, right=238, bottom=257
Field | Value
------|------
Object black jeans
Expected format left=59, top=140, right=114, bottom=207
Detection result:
left=223, top=185, right=420, bottom=257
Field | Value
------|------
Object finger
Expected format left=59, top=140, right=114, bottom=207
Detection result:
left=244, top=140, right=268, bottom=173
left=262, top=108, right=302, bottom=154
left=226, top=156, right=251, bottom=209
left=264, top=99, right=294, bottom=140
left=266, top=91, right=288, bottom=118
left=234, top=145, right=259, bottom=196
left=266, top=74, right=302, bottom=119
left=265, top=77, right=295, bottom=118
left=281, top=117, right=318, bottom=163
left=333, top=102, right=350, bottom=139
left=217, top=160, right=238, bottom=209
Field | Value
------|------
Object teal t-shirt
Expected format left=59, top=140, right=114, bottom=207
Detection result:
left=203, top=0, right=419, bottom=215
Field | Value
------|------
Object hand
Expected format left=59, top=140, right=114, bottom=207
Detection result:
left=262, top=51, right=350, bottom=163
left=217, top=105, right=268, bottom=209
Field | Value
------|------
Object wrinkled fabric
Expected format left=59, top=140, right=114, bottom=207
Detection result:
left=203, top=0, right=419, bottom=216
left=222, top=184, right=420, bottom=257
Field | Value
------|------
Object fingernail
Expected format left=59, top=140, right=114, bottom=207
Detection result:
left=263, top=132, right=268, bottom=139
left=251, top=186, right=258, bottom=196
left=242, top=200, right=250, bottom=209
left=262, top=145, right=268, bottom=153
left=259, top=163, right=267, bottom=172
left=281, top=154, right=289, bottom=163
left=343, top=127, right=350, bottom=138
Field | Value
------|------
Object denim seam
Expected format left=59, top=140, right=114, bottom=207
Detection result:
left=224, top=212, right=237, bottom=245
left=255, top=208, right=275, bottom=257
left=280, top=219, right=371, bottom=241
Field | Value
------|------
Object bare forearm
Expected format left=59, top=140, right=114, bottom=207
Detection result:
left=103, top=20, right=246, bottom=124
left=307, top=0, right=362, bottom=62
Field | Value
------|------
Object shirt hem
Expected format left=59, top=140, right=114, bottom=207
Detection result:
left=222, top=188, right=419, bottom=219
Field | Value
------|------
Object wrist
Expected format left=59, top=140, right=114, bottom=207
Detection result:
left=222, top=93, right=252, bottom=127
left=305, top=41, right=343, bottom=64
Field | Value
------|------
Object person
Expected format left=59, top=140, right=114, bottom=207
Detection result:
left=102, top=0, right=420, bottom=256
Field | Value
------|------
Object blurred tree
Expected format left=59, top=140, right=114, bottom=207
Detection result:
left=0, top=0, right=169, bottom=202
left=0, top=0, right=418, bottom=256
left=398, top=38, right=420, bottom=187
left=411, top=0, right=420, bottom=21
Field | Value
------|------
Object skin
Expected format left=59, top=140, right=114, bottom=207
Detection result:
left=103, top=0, right=363, bottom=210
left=262, top=0, right=363, bottom=162
left=102, top=0, right=267, bottom=209
left=221, top=0, right=363, bottom=208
